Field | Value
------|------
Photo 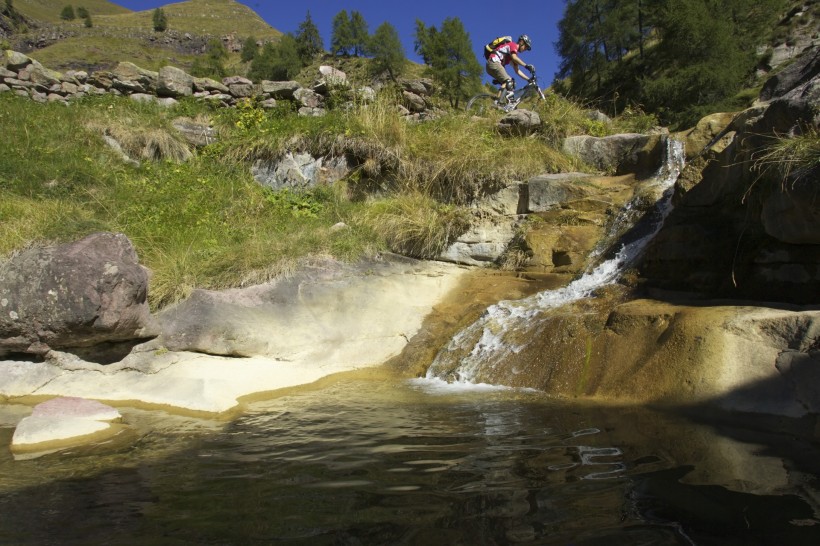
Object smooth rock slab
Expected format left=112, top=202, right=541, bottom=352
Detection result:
left=11, top=397, right=121, bottom=452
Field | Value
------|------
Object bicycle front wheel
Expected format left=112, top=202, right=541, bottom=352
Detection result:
left=465, top=94, right=498, bottom=115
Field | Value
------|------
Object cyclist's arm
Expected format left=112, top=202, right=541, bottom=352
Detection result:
left=510, top=53, right=531, bottom=80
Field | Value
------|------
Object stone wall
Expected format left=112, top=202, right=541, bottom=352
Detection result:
left=0, top=49, right=441, bottom=121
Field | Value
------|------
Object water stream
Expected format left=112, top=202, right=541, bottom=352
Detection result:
left=426, top=139, right=685, bottom=385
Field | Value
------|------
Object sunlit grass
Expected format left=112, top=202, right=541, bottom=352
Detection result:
left=754, top=127, right=820, bottom=191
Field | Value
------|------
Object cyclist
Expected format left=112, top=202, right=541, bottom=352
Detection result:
left=485, top=34, right=535, bottom=104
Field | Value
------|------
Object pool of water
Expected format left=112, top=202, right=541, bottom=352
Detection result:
left=1, top=374, right=819, bottom=545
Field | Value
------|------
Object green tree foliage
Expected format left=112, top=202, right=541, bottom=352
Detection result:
left=555, top=0, right=787, bottom=126
left=190, top=38, right=229, bottom=80
left=369, top=22, right=405, bottom=81
left=241, top=35, right=258, bottom=62
left=331, top=10, right=354, bottom=55
left=295, top=11, right=323, bottom=64
left=83, top=12, right=92, bottom=27
left=414, top=17, right=482, bottom=108
left=350, top=11, right=370, bottom=56
left=60, top=5, right=75, bottom=20
left=248, top=34, right=303, bottom=81
left=152, top=7, right=167, bottom=32
left=76, top=6, right=88, bottom=18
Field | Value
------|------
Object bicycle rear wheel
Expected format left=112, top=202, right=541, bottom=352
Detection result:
left=465, top=94, right=498, bottom=115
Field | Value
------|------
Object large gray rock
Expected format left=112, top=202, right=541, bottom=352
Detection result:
left=3, top=50, right=32, bottom=71
left=294, top=87, right=323, bottom=108
left=111, top=61, right=158, bottom=94
left=157, top=65, right=193, bottom=97
left=260, top=80, right=301, bottom=99
left=252, top=153, right=348, bottom=190
left=0, top=232, right=158, bottom=358
left=760, top=45, right=820, bottom=101
left=222, top=75, right=254, bottom=98
left=563, top=133, right=665, bottom=176
left=498, top=109, right=541, bottom=136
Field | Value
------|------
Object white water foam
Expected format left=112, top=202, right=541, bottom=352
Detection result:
left=427, top=139, right=685, bottom=385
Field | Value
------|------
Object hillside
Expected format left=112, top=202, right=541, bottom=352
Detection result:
left=4, top=0, right=281, bottom=72
left=14, top=0, right=130, bottom=22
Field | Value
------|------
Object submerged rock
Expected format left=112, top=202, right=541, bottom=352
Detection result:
left=11, top=397, right=123, bottom=455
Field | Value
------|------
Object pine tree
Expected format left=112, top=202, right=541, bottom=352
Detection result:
left=331, top=10, right=353, bottom=56
left=60, top=5, right=75, bottom=21
left=152, top=7, right=168, bottom=32
left=414, top=17, right=481, bottom=108
left=295, top=11, right=323, bottom=65
left=369, top=22, right=405, bottom=81
left=190, top=38, right=229, bottom=80
left=241, top=36, right=258, bottom=63
left=349, top=11, right=369, bottom=57
left=248, top=34, right=303, bottom=82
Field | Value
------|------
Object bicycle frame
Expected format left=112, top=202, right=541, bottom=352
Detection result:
left=466, top=74, right=546, bottom=114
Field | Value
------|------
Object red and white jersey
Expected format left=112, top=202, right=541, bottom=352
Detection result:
left=489, top=41, right=519, bottom=66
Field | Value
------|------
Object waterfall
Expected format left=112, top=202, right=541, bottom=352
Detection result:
left=425, top=138, right=685, bottom=385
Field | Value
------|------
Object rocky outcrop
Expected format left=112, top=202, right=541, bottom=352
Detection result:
left=429, top=296, right=820, bottom=419
left=638, top=46, right=820, bottom=304
left=1, top=51, right=440, bottom=122
left=563, top=133, right=666, bottom=176
left=0, top=232, right=158, bottom=361
left=0, top=255, right=469, bottom=414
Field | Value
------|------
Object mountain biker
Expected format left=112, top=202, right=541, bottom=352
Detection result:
left=486, top=34, right=534, bottom=104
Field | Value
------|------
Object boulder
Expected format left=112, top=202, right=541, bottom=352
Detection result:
left=111, top=61, right=158, bottom=94
left=193, top=77, right=230, bottom=94
left=402, top=90, right=426, bottom=113
left=294, top=87, right=323, bottom=108
left=498, top=109, right=541, bottom=137
left=11, top=397, right=123, bottom=455
left=0, top=232, right=158, bottom=359
left=252, top=153, right=348, bottom=190
left=222, top=75, right=254, bottom=98
left=261, top=80, right=300, bottom=99
left=157, top=65, right=193, bottom=97
left=563, top=133, right=666, bottom=177
left=3, top=50, right=32, bottom=71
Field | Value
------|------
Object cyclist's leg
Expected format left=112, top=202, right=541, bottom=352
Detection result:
left=487, top=61, right=512, bottom=102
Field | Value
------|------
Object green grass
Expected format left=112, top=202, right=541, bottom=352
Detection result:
left=11, top=0, right=280, bottom=73
left=0, top=84, right=593, bottom=309
left=26, top=35, right=203, bottom=72
left=753, top=127, right=820, bottom=191
left=14, top=0, right=129, bottom=23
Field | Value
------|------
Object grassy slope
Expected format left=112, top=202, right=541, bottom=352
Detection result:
left=15, top=0, right=281, bottom=72
left=0, top=85, right=588, bottom=308
left=94, top=0, right=281, bottom=38
left=14, top=0, right=130, bottom=22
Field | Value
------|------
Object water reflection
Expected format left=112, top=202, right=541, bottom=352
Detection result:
left=0, top=377, right=818, bottom=545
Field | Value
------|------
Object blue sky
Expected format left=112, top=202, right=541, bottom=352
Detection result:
left=113, top=1, right=564, bottom=84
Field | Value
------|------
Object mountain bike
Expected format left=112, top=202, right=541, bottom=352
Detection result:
left=466, top=73, right=546, bottom=114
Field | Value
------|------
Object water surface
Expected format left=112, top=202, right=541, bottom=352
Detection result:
left=1, top=375, right=819, bottom=545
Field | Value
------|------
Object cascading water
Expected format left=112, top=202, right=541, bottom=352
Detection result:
left=426, top=138, right=685, bottom=385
